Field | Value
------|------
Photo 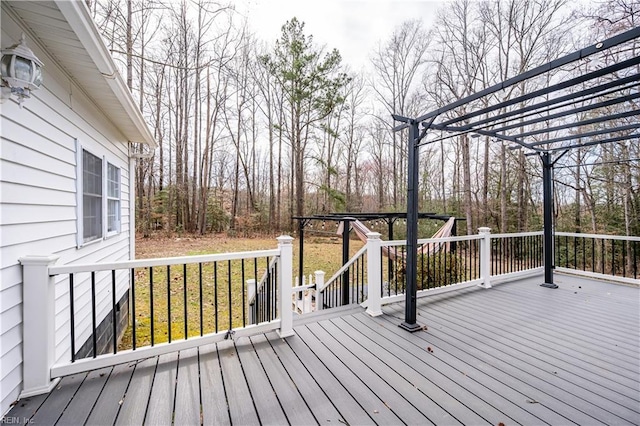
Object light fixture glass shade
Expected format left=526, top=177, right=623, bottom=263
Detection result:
left=1, top=33, right=44, bottom=93
left=14, top=56, right=32, bottom=82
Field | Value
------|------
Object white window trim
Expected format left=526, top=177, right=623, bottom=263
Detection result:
left=105, top=163, right=122, bottom=237
left=76, top=140, right=122, bottom=248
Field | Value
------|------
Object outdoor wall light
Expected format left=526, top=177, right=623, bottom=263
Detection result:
left=1, top=33, right=44, bottom=106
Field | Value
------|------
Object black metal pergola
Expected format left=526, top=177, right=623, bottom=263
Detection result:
left=394, top=27, right=640, bottom=332
left=293, top=212, right=464, bottom=304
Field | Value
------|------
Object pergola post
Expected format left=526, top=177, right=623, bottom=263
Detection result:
left=298, top=219, right=305, bottom=290
left=400, top=120, right=422, bottom=332
left=341, top=218, right=351, bottom=305
left=541, top=151, right=558, bottom=288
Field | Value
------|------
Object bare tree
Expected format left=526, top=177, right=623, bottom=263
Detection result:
left=371, top=20, right=430, bottom=209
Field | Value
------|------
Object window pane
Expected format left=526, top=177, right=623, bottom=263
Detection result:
left=83, top=150, right=102, bottom=242
left=107, top=164, right=120, bottom=198
left=83, top=150, right=102, bottom=196
left=107, top=163, right=120, bottom=233
left=83, top=194, right=102, bottom=241
left=108, top=199, right=119, bottom=232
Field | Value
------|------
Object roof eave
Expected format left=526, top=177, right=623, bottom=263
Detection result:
left=54, top=0, right=156, bottom=149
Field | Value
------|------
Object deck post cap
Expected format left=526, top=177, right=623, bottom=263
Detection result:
left=276, top=235, right=294, bottom=244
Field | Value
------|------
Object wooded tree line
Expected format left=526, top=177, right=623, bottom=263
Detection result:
left=88, top=0, right=639, bottom=237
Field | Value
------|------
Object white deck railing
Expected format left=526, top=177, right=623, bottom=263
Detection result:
left=19, top=228, right=637, bottom=400
left=19, top=235, right=295, bottom=397
left=555, top=232, right=639, bottom=285
left=363, top=228, right=545, bottom=313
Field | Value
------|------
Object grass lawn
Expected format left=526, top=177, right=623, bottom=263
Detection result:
left=119, top=234, right=364, bottom=349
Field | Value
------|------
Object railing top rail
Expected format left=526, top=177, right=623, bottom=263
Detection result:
left=383, top=234, right=483, bottom=248
left=292, top=283, right=316, bottom=293
left=490, top=231, right=544, bottom=239
left=320, top=245, right=368, bottom=292
left=555, top=232, right=640, bottom=242
left=49, top=249, right=281, bottom=275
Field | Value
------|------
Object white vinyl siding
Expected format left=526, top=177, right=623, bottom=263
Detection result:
left=0, top=14, right=133, bottom=415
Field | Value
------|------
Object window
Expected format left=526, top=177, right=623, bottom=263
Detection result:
left=107, top=163, right=120, bottom=233
left=83, top=150, right=102, bottom=242
left=78, top=145, right=122, bottom=246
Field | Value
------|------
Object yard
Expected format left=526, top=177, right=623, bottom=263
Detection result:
left=118, top=233, right=364, bottom=348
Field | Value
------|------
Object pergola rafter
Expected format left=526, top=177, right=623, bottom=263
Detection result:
left=394, top=26, right=640, bottom=332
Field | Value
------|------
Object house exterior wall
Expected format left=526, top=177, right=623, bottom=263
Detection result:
left=1, top=14, right=134, bottom=415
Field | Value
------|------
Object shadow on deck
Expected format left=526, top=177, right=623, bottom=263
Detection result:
left=6, top=274, right=639, bottom=425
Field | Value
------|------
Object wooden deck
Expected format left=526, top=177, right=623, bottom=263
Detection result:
left=5, top=274, right=639, bottom=425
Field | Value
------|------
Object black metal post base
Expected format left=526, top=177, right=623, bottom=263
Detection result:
left=399, top=322, right=424, bottom=332
left=540, top=283, right=559, bottom=289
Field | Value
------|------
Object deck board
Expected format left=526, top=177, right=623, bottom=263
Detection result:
left=29, top=373, right=85, bottom=425
left=430, top=289, right=640, bottom=398
left=56, top=367, right=110, bottom=425
left=173, top=347, right=200, bottom=426
left=449, top=287, right=640, bottom=369
left=217, top=339, right=260, bottom=426
left=296, top=324, right=404, bottom=425
left=263, top=331, right=343, bottom=424
left=5, top=274, right=639, bottom=426
left=144, top=351, right=178, bottom=425
left=199, top=343, right=231, bottom=426
left=249, top=334, right=318, bottom=425
left=315, top=321, right=442, bottom=424
left=116, top=356, right=156, bottom=425
left=307, top=321, right=431, bottom=425
left=3, top=392, right=49, bottom=421
left=85, top=362, right=134, bottom=426
left=337, top=314, right=527, bottom=425
left=344, top=313, right=564, bottom=425
left=234, top=335, right=289, bottom=425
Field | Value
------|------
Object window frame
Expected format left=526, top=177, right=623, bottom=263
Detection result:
left=106, top=162, right=121, bottom=236
left=76, top=141, right=123, bottom=248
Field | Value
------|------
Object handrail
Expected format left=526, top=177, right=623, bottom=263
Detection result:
left=49, top=249, right=280, bottom=275
left=383, top=234, right=484, bottom=248
left=490, top=231, right=543, bottom=239
left=319, top=245, right=368, bottom=292
left=555, top=232, right=640, bottom=242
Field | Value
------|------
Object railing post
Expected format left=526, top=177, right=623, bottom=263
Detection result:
left=303, top=285, right=312, bottom=314
left=246, top=279, right=256, bottom=324
left=478, top=227, right=492, bottom=288
left=19, top=255, right=61, bottom=397
left=314, top=270, right=325, bottom=311
left=277, top=235, right=295, bottom=338
left=366, top=232, right=383, bottom=316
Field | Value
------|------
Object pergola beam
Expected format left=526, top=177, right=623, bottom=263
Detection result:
left=395, top=26, right=640, bottom=332
left=414, top=27, right=640, bottom=124
left=438, top=56, right=640, bottom=129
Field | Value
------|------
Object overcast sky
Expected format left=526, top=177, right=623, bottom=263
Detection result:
left=236, top=0, right=445, bottom=71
